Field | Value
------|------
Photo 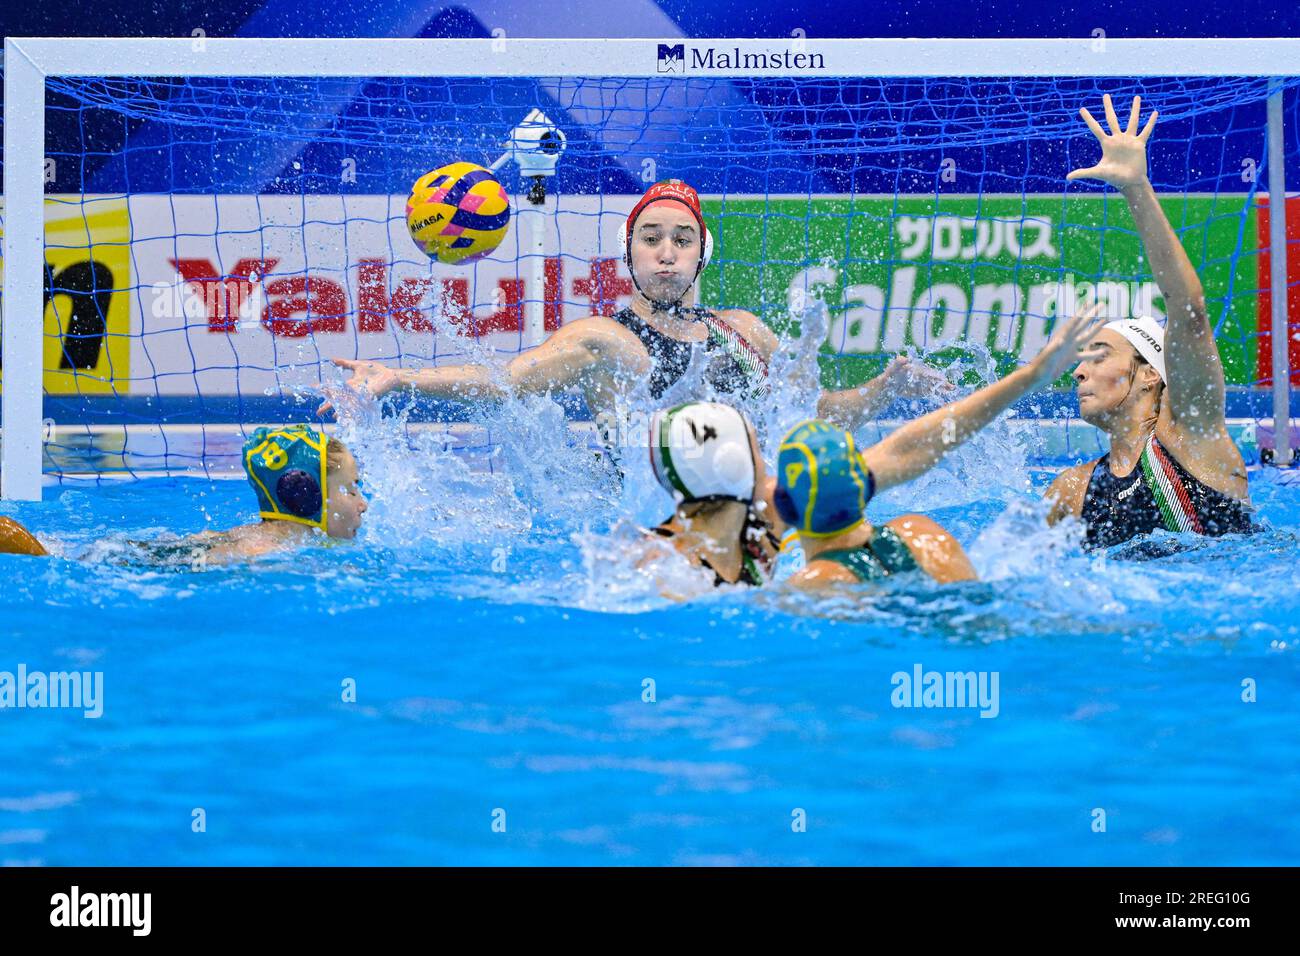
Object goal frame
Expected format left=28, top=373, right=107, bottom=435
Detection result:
left=4, top=36, right=1297, bottom=498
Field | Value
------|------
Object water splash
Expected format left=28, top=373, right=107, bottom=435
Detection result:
left=332, top=390, right=532, bottom=550
left=753, top=296, right=832, bottom=454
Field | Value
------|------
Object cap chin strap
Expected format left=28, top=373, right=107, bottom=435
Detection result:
left=625, top=246, right=702, bottom=314
left=1125, top=356, right=1163, bottom=423
left=680, top=492, right=753, bottom=508
left=631, top=278, right=690, bottom=314
left=618, top=212, right=711, bottom=314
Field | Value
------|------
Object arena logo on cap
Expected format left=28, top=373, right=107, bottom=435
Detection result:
left=1123, top=323, right=1164, bottom=352
left=656, top=45, right=826, bottom=73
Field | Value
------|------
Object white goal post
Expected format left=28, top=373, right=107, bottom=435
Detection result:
left=4, top=36, right=1297, bottom=499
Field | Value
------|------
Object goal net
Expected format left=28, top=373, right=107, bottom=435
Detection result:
left=3, top=38, right=1298, bottom=497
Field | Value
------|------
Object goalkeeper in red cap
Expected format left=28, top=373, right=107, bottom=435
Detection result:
left=322, top=179, right=943, bottom=433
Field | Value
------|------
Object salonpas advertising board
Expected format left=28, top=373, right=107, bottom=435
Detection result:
left=700, top=195, right=1267, bottom=386
left=1, top=193, right=1279, bottom=399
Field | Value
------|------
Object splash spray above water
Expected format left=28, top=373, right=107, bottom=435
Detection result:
left=316, top=287, right=1067, bottom=609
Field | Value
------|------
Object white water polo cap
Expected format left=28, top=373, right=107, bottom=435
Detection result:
left=1104, top=316, right=1167, bottom=383
left=650, top=402, right=756, bottom=503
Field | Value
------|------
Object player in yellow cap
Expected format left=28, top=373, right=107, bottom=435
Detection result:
left=0, top=426, right=367, bottom=565
left=171, top=425, right=368, bottom=564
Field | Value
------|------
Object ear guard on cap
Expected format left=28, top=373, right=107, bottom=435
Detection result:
left=773, top=483, right=801, bottom=527
left=243, top=425, right=330, bottom=532
left=650, top=402, right=755, bottom=503
left=776, top=419, right=875, bottom=538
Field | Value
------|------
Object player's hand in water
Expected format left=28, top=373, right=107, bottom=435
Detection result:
left=317, top=358, right=403, bottom=416
left=1067, top=93, right=1157, bottom=190
left=1028, top=301, right=1108, bottom=385
left=881, top=354, right=955, bottom=397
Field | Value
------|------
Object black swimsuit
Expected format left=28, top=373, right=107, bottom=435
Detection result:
left=612, top=307, right=767, bottom=401
left=1080, top=434, right=1254, bottom=550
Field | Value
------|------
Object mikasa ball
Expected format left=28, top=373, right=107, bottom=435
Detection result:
left=406, top=161, right=511, bottom=265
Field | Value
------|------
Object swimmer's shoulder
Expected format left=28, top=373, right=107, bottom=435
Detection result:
left=546, top=314, right=652, bottom=362
left=793, top=516, right=975, bottom=587
left=506, top=318, right=650, bottom=390
left=883, top=514, right=976, bottom=583
left=1044, top=460, right=1099, bottom=523
left=1154, top=412, right=1251, bottom=502
left=169, top=526, right=240, bottom=565
left=542, top=314, right=626, bottom=343
left=186, top=522, right=289, bottom=564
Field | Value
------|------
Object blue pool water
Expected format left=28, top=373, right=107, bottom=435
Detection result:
left=2, top=456, right=1298, bottom=866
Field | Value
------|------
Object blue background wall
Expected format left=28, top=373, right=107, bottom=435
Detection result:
left=7, top=2, right=1300, bottom=197
left=5, top=1, right=1300, bottom=41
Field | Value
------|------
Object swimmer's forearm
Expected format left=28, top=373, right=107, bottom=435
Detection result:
left=866, top=364, right=1040, bottom=490
left=1121, top=180, right=1204, bottom=305
left=817, top=375, right=890, bottom=431
left=397, top=364, right=509, bottom=401
left=1123, top=180, right=1226, bottom=414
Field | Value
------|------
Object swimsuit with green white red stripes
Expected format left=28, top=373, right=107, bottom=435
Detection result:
left=612, top=306, right=769, bottom=401
left=1080, top=433, right=1254, bottom=550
